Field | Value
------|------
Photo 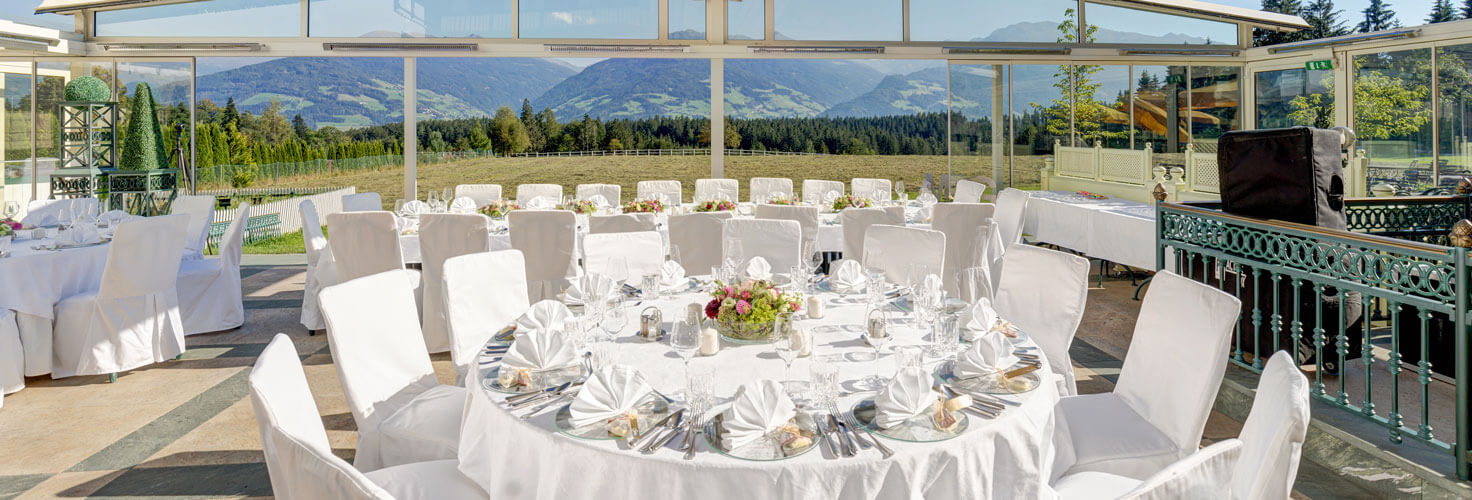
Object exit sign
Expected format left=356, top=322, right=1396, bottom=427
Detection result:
left=1306, top=59, right=1333, bottom=71
left=1165, top=74, right=1184, bottom=84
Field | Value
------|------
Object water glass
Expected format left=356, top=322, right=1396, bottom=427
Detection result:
left=601, top=298, right=627, bottom=340
left=590, top=343, right=616, bottom=371
left=2, top=201, right=18, bottom=219
left=808, top=355, right=841, bottom=411
left=640, top=273, right=661, bottom=299
left=686, top=363, right=716, bottom=418
left=895, top=346, right=923, bottom=373
left=934, top=312, right=962, bottom=358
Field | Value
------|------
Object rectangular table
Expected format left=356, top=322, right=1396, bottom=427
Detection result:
left=1023, top=190, right=1157, bottom=271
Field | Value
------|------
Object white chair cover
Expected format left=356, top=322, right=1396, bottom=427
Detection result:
left=249, top=334, right=484, bottom=500
left=801, top=179, right=845, bottom=205
left=509, top=210, right=577, bottom=301
left=52, top=215, right=189, bottom=378
left=325, top=212, right=405, bottom=283
left=755, top=204, right=820, bottom=256
left=956, top=266, right=995, bottom=304
left=929, top=203, right=1002, bottom=297
left=995, top=188, right=1031, bottom=245
left=178, top=203, right=248, bottom=335
left=839, top=207, right=904, bottom=263
left=443, top=250, right=529, bottom=382
left=694, top=178, right=739, bottom=202
left=589, top=213, right=655, bottom=234
left=22, top=197, right=98, bottom=226
left=1053, top=440, right=1243, bottom=500
left=852, top=178, right=893, bottom=201
left=749, top=177, right=793, bottom=203
left=995, top=244, right=1088, bottom=396
left=418, top=214, right=492, bottom=354
left=300, top=200, right=329, bottom=331
left=954, top=180, right=988, bottom=203
left=319, top=271, right=464, bottom=472
left=454, top=184, right=503, bottom=207
left=722, top=219, right=801, bottom=271
left=342, top=192, right=382, bottom=212
left=575, top=184, right=621, bottom=205
left=516, top=184, right=563, bottom=206
left=1053, top=271, right=1241, bottom=480
left=861, top=225, right=946, bottom=286
left=0, top=310, right=22, bottom=400
left=636, top=180, right=682, bottom=204
left=585, top=231, right=664, bottom=280
left=171, top=194, right=215, bottom=260
left=668, top=212, right=732, bottom=274
left=1231, top=351, right=1310, bottom=500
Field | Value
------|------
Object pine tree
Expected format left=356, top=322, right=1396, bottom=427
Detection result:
left=1358, top=0, right=1400, bottom=32
left=222, top=97, right=239, bottom=130
left=291, top=114, right=310, bottom=140
left=119, top=82, right=168, bottom=171
left=1428, top=0, right=1457, bottom=22
left=1462, top=0, right=1472, bottom=19
left=1255, top=0, right=1309, bottom=46
left=1302, top=0, right=1350, bottom=39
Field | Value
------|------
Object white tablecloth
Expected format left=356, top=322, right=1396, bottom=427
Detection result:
left=0, top=234, right=111, bottom=376
left=1023, top=191, right=1157, bottom=270
left=459, top=284, right=1061, bottom=499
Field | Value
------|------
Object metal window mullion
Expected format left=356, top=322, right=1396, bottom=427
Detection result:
left=764, top=0, right=774, bottom=41
left=512, top=0, right=519, bottom=39
left=300, top=0, right=308, bottom=37
left=1431, top=47, right=1440, bottom=183
left=902, top=0, right=910, bottom=42
left=30, top=59, right=37, bottom=200
left=658, top=0, right=669, bottom=41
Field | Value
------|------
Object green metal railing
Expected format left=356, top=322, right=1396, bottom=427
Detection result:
left=1157, top=199, right=1471, bottom=479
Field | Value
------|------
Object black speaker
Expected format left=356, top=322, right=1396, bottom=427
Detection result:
left=1218, top=126, right=1346, bottom=230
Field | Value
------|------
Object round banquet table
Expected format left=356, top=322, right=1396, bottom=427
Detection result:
left=0, top=232, right=111, bottom=377
left=457, top=278, right=1061, bottom=500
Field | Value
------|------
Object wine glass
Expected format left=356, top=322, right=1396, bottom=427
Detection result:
left=2, top=201, right=18, bottom=219
left=604, top=257, right=630, bottom=290
left=772, top=313, right=801, bottom=396
left=671, top=321, right=700, bottom=376
left=393, top=199, right=407, bottom=216
left=601, top=296, right=627, bottom=341
left=863, top=306, right=893, bottom=390
left=724, top=239, right=745, bottom=274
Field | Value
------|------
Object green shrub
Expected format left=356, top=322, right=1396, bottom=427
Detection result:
left=119, top=82, right=169, bottom=171
left=63, top=76, right=110, bottom=102
left=230, top=164, right=257, bottom=188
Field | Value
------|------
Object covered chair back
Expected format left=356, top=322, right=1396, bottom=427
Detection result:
left=755, top=204, right=820, bottom=256
left=589, top=213, right=656, bottom=234
left=852, top=178, right=893, bottom=201
left=341, top=192, right=382, bottom=212
left=1231, top=351, right=1311, bottom=500
left=443, top=250, right=530, bottom=382
left=862, top=225, right=945, bottom=285
left=584, top=231, right=664, bottom=280
left=1123, top=440, right=1243, bottom=500
left=994, top=244, right=1089, bottom=395
left=417, top=213, right=492, bottom=354
left=508, top=210, right=577, bottom=301
left=300, top=200, right=328, bottom=331
left=954, top=179, right=988, bottom=203
left=325, top=212, right=404, bottom=283
left=930, top=203, right=1001, bottom=297
left=454, top=184, right=503, bottom=206
left=801, top=179, right=845, bottom=205
left=171, top=194, right=215, bottom=259
left=722, top=218, right=801, bottom=271
left=695, top=178, right=738, bottom=202
left=749, top=177, right=793, bottom=203
left=575, top=183, right=621, bottom=205
left=178, top=204, right=249, bottom=335
left=23, top=197, right=98, bottom=226
left=994, top=188, right=1031, bottom=246
left=668, top=212, right=732, bottom=273
left=516, top=184, right=563, bottom=207
left=839, top=207, right=904, bottom=263
left=636, top=180, right=682, bottom=204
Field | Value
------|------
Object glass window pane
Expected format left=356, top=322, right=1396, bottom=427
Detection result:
left=1, top=2, right=73, bottom=31
left=911, top=0, right=1075, bottom=43
left=1013, top=64, right=1064, bottom=182
left=728, top=0, right=764, bottom=41
left=520, top=0, right=658, bottom=39
left=1084, top=3, right=1237, bottom=45
left=949, top=63, right=1012, bottom=189
left=309, top=0, right=512, bottom=38
left=669, top=0, right=705, bottom=39
left=1354, top=48, right=1434, bottom=193
left=1253, top=67, right=1332, bottom=129
left=96, top=0, right=300, bottom=37
left=1073, top=64, right=1130, bottom=149
left=2, top=62, right=34, bottom=209
left=1187, top=66, right=1240, bottom=149
left=1132, top=65, right=1187, bottom=153
left=1438, top=45, right=1472, bottom=178
left=773, top=0, right=900, bottom=41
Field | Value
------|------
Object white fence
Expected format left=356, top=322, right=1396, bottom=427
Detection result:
left=210, top=186, right=356, bottom=235
left=1052, top=140, right=1154, bottom=185
left=511, top=148, right=827, bottom=158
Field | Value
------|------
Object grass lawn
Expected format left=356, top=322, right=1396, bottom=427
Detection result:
left=242, top=226, right=326, bottom=255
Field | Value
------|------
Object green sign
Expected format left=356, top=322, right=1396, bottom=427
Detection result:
left=1306, top=59, right=1333, bottom=71
left=1165, top=74, right=1184, bottom=85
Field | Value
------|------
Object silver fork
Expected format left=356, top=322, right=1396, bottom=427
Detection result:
left=844, top=413, right=893, bottom=459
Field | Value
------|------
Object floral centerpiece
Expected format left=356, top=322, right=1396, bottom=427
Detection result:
left=831, top=194, right=872, bottom=211
left=1076, top=190, right=1108, bottom=200
left=766, top=194, right=796, bottom=205
left=694, top=199, right=736, bottom=212
left=623, top=198, right=664, bottom=214
left=478, top=200, right=520, bottom=218
left=0, top=219, right=18, bottom=238
left=559, top=198, right=598, bottom=214
left=704, top=279, right=802, bottom=342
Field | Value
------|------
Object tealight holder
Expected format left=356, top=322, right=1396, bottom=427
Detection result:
left=639, top=307, right=663, bottom=341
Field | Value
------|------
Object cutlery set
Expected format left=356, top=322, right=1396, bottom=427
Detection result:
left=814, top=412, right=893, bottom=459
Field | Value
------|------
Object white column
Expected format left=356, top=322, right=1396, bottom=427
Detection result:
left=711, top=58, right=724, bottom=178
left=404, top=57, right=417, bottom=200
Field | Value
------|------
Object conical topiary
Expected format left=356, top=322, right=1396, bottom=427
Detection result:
left=63, top=75, right=110, bottom=102
left=119, top=82, right=169, bottom=171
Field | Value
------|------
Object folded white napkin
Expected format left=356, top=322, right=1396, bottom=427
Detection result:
left=874, top=367, right=940, bottom=429
left=961, top=298, right=1000, bottom=341
left=721, top=380, right=797, bottom=450
left=831, top=259, right=866, bottom=292
left=400, top=200, right=429, bottom=216
left=565, top=274, right=617, bottom=306
left=500, top=328, right=578, bottom=371
left=23, top=212, right=57, bottom=228
left=98, top=210, right=134, bottom=226
left=745, top=256, right=773, bottom=281
left=660, top=259, right=686, bottom=287
left=588, top=194, right=610, bottom=208
left=954, top=333, right=1021, bottom=379
left=921, top=273, right=942, bottom=299
left=65, top=224, right=102, bottom=245
left=517, top=300, right=574, bottom=331
left=918, top=191, right=939, bottom=206
left=570, top=365, right=654, bottom=428
left=528, top=196, right=556, bottom=210
left=449, top=196, right=477, bottom=214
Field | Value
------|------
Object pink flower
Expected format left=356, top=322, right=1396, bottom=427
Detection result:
left=735, top=300, right=751, bottom=315
left=724, top=286, right=735, bottom=295
left=741, top=291, right=751, bottom=300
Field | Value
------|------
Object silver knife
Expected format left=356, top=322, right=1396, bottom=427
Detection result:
left=833, top=414, right=872, bottom=450
left=828, top=414, right=859, bottom=456
left=845, top=413, right=894, bottom=459
left=519, top=391, right=575, bottom=419
left=682, top=420, right=699, bottom=460
left=641, top=412, right=685, bottom=453
left=630, top=408, right=684, bottom=449
left=505, top=381, right=570, bottom=405
left=815, top=416, right=842, bottom=457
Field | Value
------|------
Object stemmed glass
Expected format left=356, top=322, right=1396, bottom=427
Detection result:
left=2, top=201, right=18, bottom=219
left=772, top=313, right=801, bottom=396
left=723, top=240, right=745, bottom=278
left=862, top=306, right=892, bottom=390
left=601, top=296, right=627, bottom=341
left=671, top=321, right=700, bottom=378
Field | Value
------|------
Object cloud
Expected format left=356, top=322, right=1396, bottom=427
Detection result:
left=550, top=11, right=574, bottom=24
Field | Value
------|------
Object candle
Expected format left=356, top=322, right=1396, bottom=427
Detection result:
left=699, top=327, right=721, bottom=356
left=687, top=302, right=704, bottom=325
left=806, top=295, right=824, bottom=319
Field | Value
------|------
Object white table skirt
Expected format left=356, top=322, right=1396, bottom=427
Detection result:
left=0, top=235, right=111, bottom=376
left=1023, top=191, right=1157, bottom=270
left=458, top=285, right=1061, bottom=500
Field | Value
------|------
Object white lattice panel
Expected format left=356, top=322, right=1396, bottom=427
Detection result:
left=1056, top=147, right=1096, bottom=178
left=1191, top=156, right=1220, bottom=193
left=1098, top=149, right=1150, bottom=184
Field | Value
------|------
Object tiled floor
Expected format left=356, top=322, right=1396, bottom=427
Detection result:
left=0, top=263, right=1360, bottom=499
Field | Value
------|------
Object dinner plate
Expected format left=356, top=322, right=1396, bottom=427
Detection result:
left=553, top=395, right=672, bottom=440
left=932, top=359, right=1044, bottom=395
left=851, top=399, right=968, bottom=442
left=703, top=412, right=820, bottom=461
left=481, top=364, right=586, bottom=394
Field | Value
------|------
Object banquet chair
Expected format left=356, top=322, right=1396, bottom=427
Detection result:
left=575, top=183, right=621, bottom=205
left=1052, top=439, right=1243, bottom=500
left=589, top=213, right=656, bottom=234
left=995, top=188, right=1031, bottom=246
left=418, top=213, right=492, bottom=354
left=585, top=231, right=664, bottom=280
left=852, top=178, right=893, bottom=201
left=1051, top=271, right=1241, bottom=480
left=954, top=180, right=988, bottom=204
left=749, top=177, right=794, bottom=203
left=299, top=200, right=329, bottom=332
left=21, top=197, right=98, bottom=226
left=861, top=225, right=946, bottom=286
left=319, top=271, right=465, bottom=472
left=177, top=203, right=249, bottom=335
left=754, top=204, right=820, bottom=259
left=443, top=250, right=529, bottom=383
left=342, top=192, right=382, bottom=212
left=516, top=184, right=563, bottom=207
left=636, top=180, right=682, bottom=204
left=52, top=215, right=189, bottom=380
left=454, top=184, right=503, bottom=207
left=668, top=212, right=732, bottom=273
left=695, top=178, right=739, bottom=202
left=170, top=194, right=215, bottom=260
left=1230, top=351, right=1311, bottom=500
left=994, top=244, right=1089, bottom=396
left=509, top=210, right=577, bottom=301
left=801, top=179, right=846, bottom=205
left=928, top=203, right=1003, bottom=298
left=1, top=311, right=22, bottom=403
left=249, top=334, right=485, bottom=500
left=723, top=218, right=801, bottom=271
left=839, top=207, right=904, bottom=263
left=325, top=211, right=423, bottom=316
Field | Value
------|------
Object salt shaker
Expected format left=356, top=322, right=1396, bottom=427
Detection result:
left=638, top=307, right=663, bottom=341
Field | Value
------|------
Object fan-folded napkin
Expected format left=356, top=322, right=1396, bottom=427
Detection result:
left=831, top=259, right=866, bottom=292
left=500, top=328, right=578, bottom=371
left=565, top=275, right=617, bottom=306
left=569, top=366, right=654, bottom=428
left=721, top=380, right=797, bottom=449
left=449, top=196, right=477, bottom=214
left=954, top=333, right=1021, bottom=379
left=517, top=300, right=573, bottom=331
left=874, top=367, right=940, bottom=429
left=961, top=298, right=1000, bottom=341
left=745, top=256, right=773, bottom=281
left=660, top=259, right=686, bottom=287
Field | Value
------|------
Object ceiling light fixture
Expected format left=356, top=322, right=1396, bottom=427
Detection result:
left=943, top=46, right=1071, bottom=55
left=545, top=44, right=690, bottom=53
left=101, top=42, right=263, bottom=52
left=323, top=42, right=479, bottom=51
left=1118, top=48, right=1240, bottom=56
left=750, top=46, right=885, bottom=54
left=1267, top=28, right=1418, bottom=54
